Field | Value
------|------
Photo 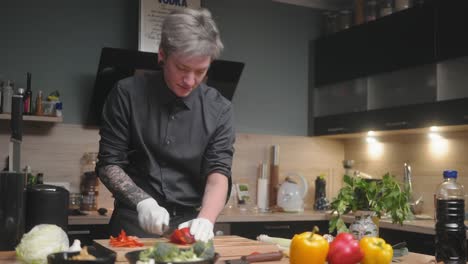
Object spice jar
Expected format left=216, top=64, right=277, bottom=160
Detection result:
left=322, top=11, right=338, bottom=35
left=354, top=0, right=365, bottom=25
left=395, top=0, right=410, bottom=11
left=80, top=152, right=99, bottom=211
left=380, top=0, right=394, bottom=17
left=337, top=10, right=353, bottom=31
left=365, top=0, right=378, bottom=22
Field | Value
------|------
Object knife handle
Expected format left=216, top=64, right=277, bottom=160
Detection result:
left=242, top=251, right=283, bottom=263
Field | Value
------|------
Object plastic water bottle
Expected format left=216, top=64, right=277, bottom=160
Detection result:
left=435, top=170, right=467, bottom=264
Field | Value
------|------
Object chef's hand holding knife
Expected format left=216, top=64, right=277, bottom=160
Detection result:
left=178, top=217, right=214, bottom=242
left=137, top=198, right=170, bottom=235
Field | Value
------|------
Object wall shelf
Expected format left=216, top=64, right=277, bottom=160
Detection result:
left=0, top=113, right=63, bottom=123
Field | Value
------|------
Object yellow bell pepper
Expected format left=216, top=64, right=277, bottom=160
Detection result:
left=359, top=237, right=393, bottom=264
left=290, top=226, right=329, bottom=264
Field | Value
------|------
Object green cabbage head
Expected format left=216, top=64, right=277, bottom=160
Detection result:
left=16, top=224, right=69, bottom=264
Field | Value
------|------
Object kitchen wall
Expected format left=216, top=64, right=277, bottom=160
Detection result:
left=0, top=0, right=321, bottom=136
left=343, top=129, right=468, bottom=217
left=0, top=123, right=344, bottom=210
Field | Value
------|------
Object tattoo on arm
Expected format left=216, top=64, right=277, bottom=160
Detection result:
left=98, top=165, right=151, bottom=209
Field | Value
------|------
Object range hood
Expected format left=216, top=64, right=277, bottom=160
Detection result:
left=87, top=47, right=245, bottom=126
left=272, top=0, right=352, bottom=10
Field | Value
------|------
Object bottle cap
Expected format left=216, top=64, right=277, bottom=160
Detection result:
left=443, top=170, right=457, bottom=178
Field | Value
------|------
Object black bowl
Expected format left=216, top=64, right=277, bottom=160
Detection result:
left=47, top=245, right=116, bottom=264
left=125, top=249, right=219, bottom=264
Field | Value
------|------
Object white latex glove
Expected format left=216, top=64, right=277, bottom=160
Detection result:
left=178, top=218, right=214, bottom=242
left=136, top=198, right=170, bottom=235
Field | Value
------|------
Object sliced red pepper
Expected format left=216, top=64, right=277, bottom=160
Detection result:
left=109, top=229, right=144, bottom=248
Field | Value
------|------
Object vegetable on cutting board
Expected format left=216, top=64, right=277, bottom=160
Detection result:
left=138, top=240, right=215, bottom=263
left=327, top=232, right=363, bottom=264
left=289, top=226, right=329, bottom=264
left=109, top=229, right=144, bottom=248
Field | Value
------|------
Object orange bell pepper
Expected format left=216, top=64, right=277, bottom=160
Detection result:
left=290, top=226, right=329, bottom=264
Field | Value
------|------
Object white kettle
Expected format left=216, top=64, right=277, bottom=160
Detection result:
left=277, top=173, right=308, bottom=212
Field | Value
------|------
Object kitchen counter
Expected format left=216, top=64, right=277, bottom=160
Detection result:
left=0, top=235, right=443, bottom=264
left=68, top=210, right=113, bottom=225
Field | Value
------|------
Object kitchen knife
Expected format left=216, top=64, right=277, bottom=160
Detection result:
left=161, top=225, right=176, bottom=239
left=224, top=251, right=283, bottom=264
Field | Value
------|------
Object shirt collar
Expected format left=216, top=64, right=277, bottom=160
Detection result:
left=154, top=72, right=199, bottom=110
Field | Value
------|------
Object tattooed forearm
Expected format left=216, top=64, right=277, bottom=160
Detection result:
left=98, top=165, right=151, bottom=209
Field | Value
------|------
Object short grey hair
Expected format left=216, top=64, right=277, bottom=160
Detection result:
left=160, top=8, right=224, bottom=60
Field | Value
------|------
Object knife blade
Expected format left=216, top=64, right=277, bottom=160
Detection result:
left=161, top=225, right=175, bottom=239
left=224, top=251, right=283, bottom=264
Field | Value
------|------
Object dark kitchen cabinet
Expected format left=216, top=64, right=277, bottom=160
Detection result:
left=68, top=224, right=110, bottom=246
left=230, top=221, right=329, bottom=240
left=435, top=1, right=468, bottom=61
left=379, top=228, right=435, bottom=255
left=312, top=0, right=468, bottom=136
left=314, top=2, right=435, bottom=87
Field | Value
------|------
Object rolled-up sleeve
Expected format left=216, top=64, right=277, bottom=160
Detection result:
left=97, top=82, right=132, bottom=170
left=202, top=104, right=235, bottom=178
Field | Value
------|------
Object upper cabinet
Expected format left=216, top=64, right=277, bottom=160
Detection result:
left=315, top=3, right=435, bottom=86
left=313, top=0, right=468, bottom=136
left=435, top=1, right=468, bottom=61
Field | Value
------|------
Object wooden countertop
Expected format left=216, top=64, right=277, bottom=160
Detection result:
left=68, top=210, right=112, bottom=225
left=0, top=235, right=441, bottom=264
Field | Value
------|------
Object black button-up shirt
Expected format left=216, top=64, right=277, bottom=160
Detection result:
left=97, top=72, right=235, bottom=208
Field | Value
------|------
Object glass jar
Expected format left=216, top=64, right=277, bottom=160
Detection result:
left=69, top=193, right=83, bottom=210
left=394, top=0, right=410, bottom=11
left=380, top=0, right=394, bottom=17
left=365, top=0, right=378, bottom=22
left=80, top=152, right=99, bottom=211
left=337, top=10, right=353, bottom=31
left=322, top=11, right=338, bottom=35
left=349, top=211, right=379, bottom=240
left=354, top=0, right=365, bottom=25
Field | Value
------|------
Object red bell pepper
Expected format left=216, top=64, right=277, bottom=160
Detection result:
left=170, top=227, right=195, bottom=245
left=327, top=232, right=364, bottom=264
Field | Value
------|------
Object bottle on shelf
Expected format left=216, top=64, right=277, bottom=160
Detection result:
left=434, top=170, right=467, bottom=263
left=24, top=72, right=33, bottom=115
left=35, top=90, right=43, bottom=116
left=354, top=0, right=365, bottom=25
left=2, top=80, right=13, bottom=113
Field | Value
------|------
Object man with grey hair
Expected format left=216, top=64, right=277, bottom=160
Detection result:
left=97, top=8, right=234, bottom=242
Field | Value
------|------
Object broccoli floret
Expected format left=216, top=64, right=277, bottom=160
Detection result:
left=153, top=242, right=180, bottom=262
left=193, top=240, right=215, bottom=259
left=175, top=248, right=197, bottom=261
left=138, top=247, right=154, bottom=261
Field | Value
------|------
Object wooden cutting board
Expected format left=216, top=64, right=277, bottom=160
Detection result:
left=94, top=235, right=280, bottom=263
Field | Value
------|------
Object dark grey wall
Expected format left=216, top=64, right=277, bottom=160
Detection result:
left=0, top=0, right=321, bottom=136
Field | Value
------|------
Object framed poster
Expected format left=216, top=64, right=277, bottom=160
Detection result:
left=139, top=0, right=202, bottom=53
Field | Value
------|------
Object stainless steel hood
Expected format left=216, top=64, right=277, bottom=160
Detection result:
left=271, top=0, right=352, bottom=10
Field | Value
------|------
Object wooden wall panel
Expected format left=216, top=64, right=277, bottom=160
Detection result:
left=0, top=123, right=345, bottom=211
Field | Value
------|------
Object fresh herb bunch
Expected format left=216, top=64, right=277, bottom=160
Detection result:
left=329, top=173, right=412, bottom=233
